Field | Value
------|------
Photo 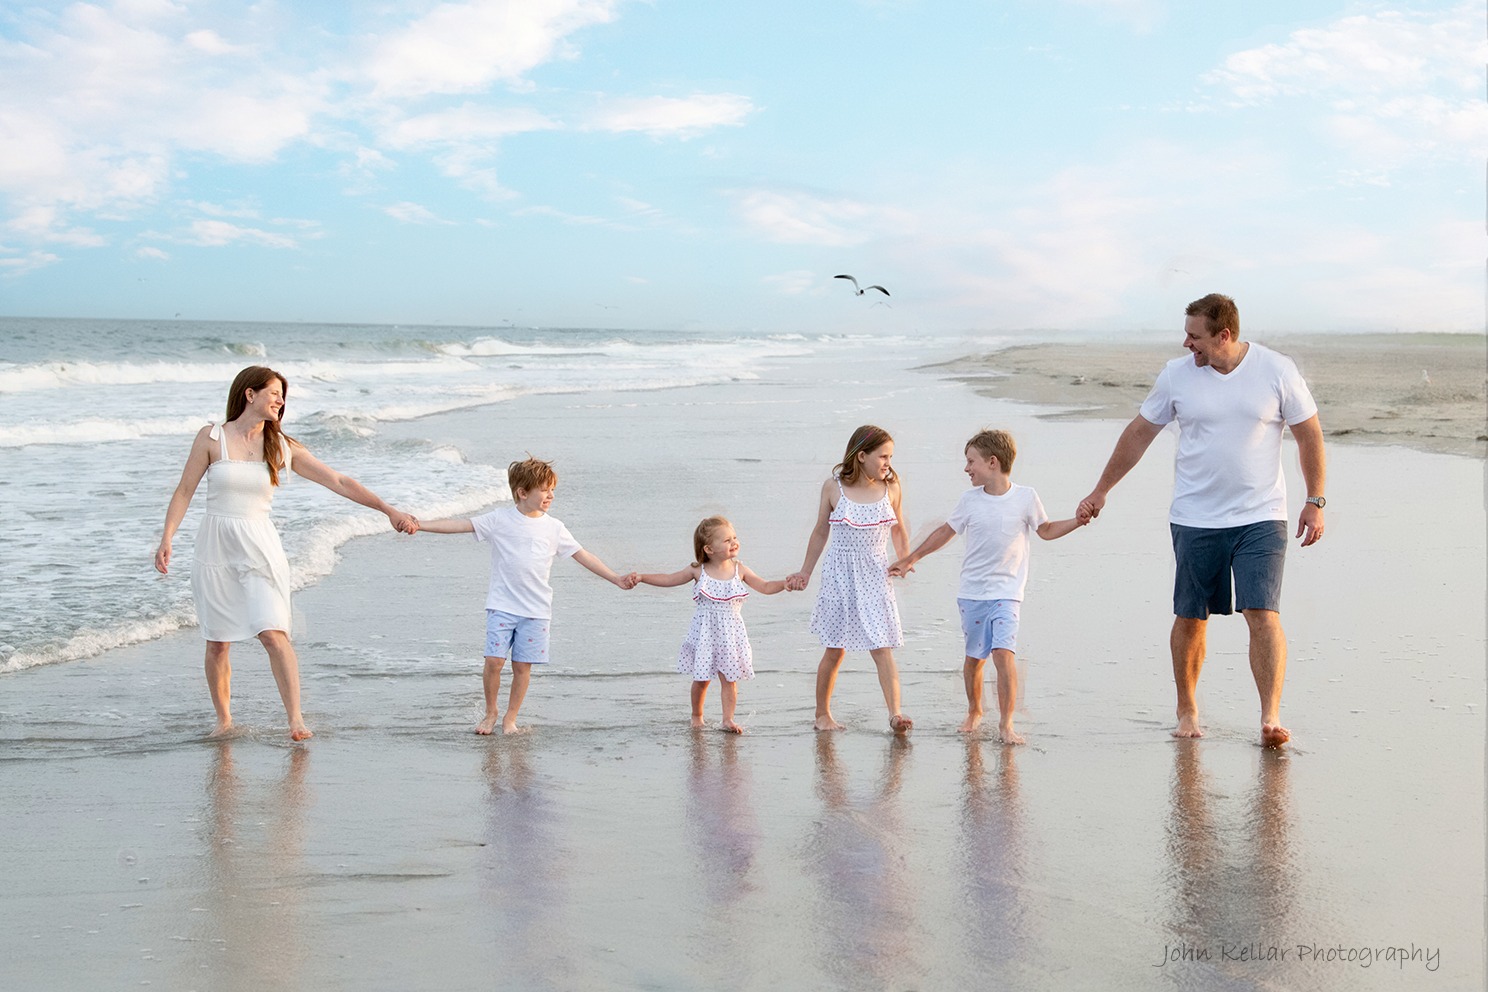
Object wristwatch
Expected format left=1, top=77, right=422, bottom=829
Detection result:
left=1305, top=496, right=1326, bottom=508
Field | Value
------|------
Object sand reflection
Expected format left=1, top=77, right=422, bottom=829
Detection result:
left=960, top=739, right=1030, bottom=967
left=1160, top=742, right=1296, bottom=981
left=806, top=734, right=918, bottom=987
left=191, top=741, right=311, bottom=989
left=479, top=743, right=572, bottom=986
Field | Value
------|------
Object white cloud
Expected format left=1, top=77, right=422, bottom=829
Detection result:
left=135, top=245, right=170, bottom=260
left=761, top=269, right=818, bottom=296
left=362, top=0, right=619, bottom=98
left=383, top=201, right=453, bottom=225
left=175, top=219, right=301, bottom=249
left=0, top=248, right=62, bottom=276
left=732, top=188, right=911, bottom=247
left=380, top=105, right=558, bottom=148
left=589, top=94, right=755, bottom=136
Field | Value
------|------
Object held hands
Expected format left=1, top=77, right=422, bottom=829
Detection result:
left=886, top=557, right=914, bottom=579
left=785, top=571, right=810, bottom=592
left=391, top=510, right=419, bottom=535
left=616, top=571, right=641, bottom=590
left=1076, top=492, right=1105, bottom=525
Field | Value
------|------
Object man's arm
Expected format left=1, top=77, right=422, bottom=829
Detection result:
left=1079, top=415, right=1165, bottom=521
left=1289, top=414, right=1326, bottom=547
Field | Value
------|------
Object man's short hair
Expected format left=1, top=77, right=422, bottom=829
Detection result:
left=508, top=456, right=557, bottom=496
left=1185, top=293, right=1240, bottom=340
left=966, top=429, right=1017, bottom=473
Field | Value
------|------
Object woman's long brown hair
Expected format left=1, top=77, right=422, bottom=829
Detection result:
left=224, top=366, right=294, bottom=486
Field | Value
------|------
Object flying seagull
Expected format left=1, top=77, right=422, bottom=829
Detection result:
left=834, top=274, right=890, bottom=297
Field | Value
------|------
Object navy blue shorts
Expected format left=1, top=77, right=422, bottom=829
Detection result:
left=1170, top=520, right=1287, bottom=619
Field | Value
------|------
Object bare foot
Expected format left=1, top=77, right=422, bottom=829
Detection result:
left=814, top=714, right=845, bottom=732
left=501, top=722, right=529, bottom=735
left=475, top=714, right=500, bottom=735
left=720, top=720, right=745, bottom=735
left=289, top=723, right=313, bottom=742
left=998, top=723, right=1025, bottom=745
left=690, top=716, right=706, bottom=729
left=889, top=713, right=913, bottom=735
left=1261, top=723, right=1291, bottom=748
left=957, top=713, right=983, bottom=734
left=208, top=718, right=234, bottom=738
left=1171, top=713, right=1204, bottom=739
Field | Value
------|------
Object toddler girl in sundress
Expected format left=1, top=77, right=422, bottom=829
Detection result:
left=639, top=516, right=790, bottom=733
left=786, top=425, right=913, bottom=734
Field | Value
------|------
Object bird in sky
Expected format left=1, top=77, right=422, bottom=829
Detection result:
left=834, top=274, right=890, bottom=297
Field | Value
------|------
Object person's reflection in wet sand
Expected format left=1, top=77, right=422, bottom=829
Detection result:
left=806, top=734, right=919, bottom=988
left=958, top=739, right=1030, bottom=976
left=1160, top=742, right=1296, bottom=984
left=685, top=732, right=760, bottom=984
left=190, top=741, right=310, bottom=989
left=480, top=742, right=572, bottom=987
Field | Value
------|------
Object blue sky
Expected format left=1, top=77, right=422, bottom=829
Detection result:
left=0, top=0, right=1482, bottom=334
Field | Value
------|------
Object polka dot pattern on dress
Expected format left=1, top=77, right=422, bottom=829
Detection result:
left=677, top=563, right=756, bottom=682
left=809, top=480, right=904, bottom=650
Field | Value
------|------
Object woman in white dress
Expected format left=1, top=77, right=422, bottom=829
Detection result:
left=787, top=425, right=913, bottom=735
left=155, top=366, right=416, bottom=740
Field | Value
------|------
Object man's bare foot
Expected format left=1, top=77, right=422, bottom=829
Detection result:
left=998, top=723, right=1025, bottom=745
left=721, top=720, right=745, bottom=734
left=475, top=714, right=500, bottom=735
left=289, top=723, right=313, bottom=742
left=1261, top=723, right=1290, bottom=748
left=814, top=714, right=845, bottom=731
left=208, top=718, right=234, bottom=738
left=690, top=716, right=706, bottom=729
left=501, top=722, right=529, bottom=735
left=889, top=713, right=913, bottom=735
left=957, top=713, right=983, bottom=733
left=1171, top=713, right=1204, bottom=738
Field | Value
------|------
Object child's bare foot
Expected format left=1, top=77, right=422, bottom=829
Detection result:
left=721, top=720, right=745, bottom=734
left=957, top=713, right=983, bottom=733
left=889, top=713, right=913, bottom=735
left=1171, top=713, right=1204, bottom=738
left=1261, top=723, right=1290, bottom=748
left=475, top=714, right=500, bottom=735
left=208, top=718, right=234, bottom=738
left=690, top=716, right=706, bottom=729
left=814, top=714, right=845, bottom=731
left=501, top=721, right=529, bottom=735
left=289, top=722, right=313, bottom=742
left=998, top=723, right=1025, bottom=745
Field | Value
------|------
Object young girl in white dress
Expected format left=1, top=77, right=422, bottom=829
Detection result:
left=155, top=366, right=417, bottom=741
left=787, top=425, right=913, bottom=734
left=639, top=517, right=790, bottom=734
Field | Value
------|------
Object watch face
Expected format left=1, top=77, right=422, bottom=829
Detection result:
left=1309, top=496, right=1326, bottom=508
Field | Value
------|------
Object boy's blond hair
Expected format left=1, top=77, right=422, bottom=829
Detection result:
left=966, top=429, right=1016, bottom=473
left=508, top=456, right=557, bottom=496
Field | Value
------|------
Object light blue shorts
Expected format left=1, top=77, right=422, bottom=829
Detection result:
left=958, top=598, right=1021, bottom=658
left=484, top=610, right=550, bottom=664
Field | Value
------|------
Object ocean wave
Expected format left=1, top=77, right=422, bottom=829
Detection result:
left=0, top=360, right=245, bottom=394
left=0, top=416, right=211, bottom=448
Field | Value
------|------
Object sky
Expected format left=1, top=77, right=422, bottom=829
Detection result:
left=0, top=0, right=1483, bottom=335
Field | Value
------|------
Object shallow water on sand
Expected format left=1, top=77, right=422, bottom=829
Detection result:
left=2, top=352, right=1482, bottom=990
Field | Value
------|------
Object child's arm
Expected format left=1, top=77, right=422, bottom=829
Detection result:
left=888, top=478, right=911, bottom=560
left=1037, top=516, right=1087, bottom=541
left=787, top=479, right=835, bottom=590
left=572, top=549, right=637, bottom=589
left=414, top=518, right=476, bottom=535
left=739, top=564, right=788, bottom=595
left=637, top=565, right=699, bottom=588
left=887, top=522, right=956, bottom=577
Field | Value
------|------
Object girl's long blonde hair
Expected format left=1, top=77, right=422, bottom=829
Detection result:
left=225, top=365, right=294, bottom=486
left=833, top=424, right=896, bottom=487
left=692, top=516, right=732, bottom=567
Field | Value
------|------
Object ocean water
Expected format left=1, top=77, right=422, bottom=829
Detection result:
left=0, top=317, right=967, bottom=674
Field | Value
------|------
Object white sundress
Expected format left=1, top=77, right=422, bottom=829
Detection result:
left=677, top=562, right=756, bottom=682
left=809, top=479, right=904, bottom=650
left=190, top=424, right=294, bottom=642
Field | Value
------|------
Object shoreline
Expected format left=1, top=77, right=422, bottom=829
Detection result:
left=935, top=332, right=1488, bottom=459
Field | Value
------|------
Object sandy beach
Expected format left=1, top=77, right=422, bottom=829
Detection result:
left=1, top=338, right=1483, bottom=991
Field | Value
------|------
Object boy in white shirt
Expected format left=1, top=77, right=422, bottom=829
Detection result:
left=410, top=457, right=637, bottom=734
left=889, top=430, right=1084, bottom=742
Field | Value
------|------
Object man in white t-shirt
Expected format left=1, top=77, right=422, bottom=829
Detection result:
left=890, top=429, right=1086, bottom=742
left=1078, top=294, right=1327, bottom=747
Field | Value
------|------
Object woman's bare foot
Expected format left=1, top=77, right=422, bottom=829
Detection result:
left=957, top=713, right=983, bottom=733
left=889, top=713, right=913, bottom=735
left=998, top=722, right=1025, bottom=745
left=721, top=720, right=745, bottom=734
left=814, top=714, right=845, bottom=731
left=1261, top=723, right=1290, bottom=747
left=690, top=716, right=706, bottom=729
left=1171, top=713, right=1204, bottom=738
left=208, top=718, right=234, bottom=738
left=475, top=713, right=500, bottom=735
left=289, top=722, right=313, bottom=742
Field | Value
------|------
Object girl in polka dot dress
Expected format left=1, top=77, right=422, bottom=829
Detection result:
left=639, top=516, right=790, bottom=734
left=786, top=425, right=913, bottom=735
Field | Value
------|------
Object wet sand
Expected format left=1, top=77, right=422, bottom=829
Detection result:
left=1, top=346, right=1483, bottom=990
